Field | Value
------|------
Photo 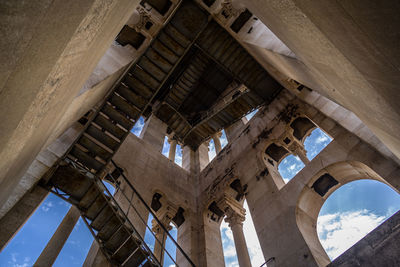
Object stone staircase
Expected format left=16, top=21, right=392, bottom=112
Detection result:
left=37, top=2, right=206, bottom=266
left=45, top=162, right=158, bottom=266
left=65, top=21, right=195, bottom=175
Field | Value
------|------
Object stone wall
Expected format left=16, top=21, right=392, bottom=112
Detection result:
left=328, top=210, right=400, bottom=267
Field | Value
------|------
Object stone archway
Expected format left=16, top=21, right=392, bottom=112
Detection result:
left=295, top=161, right=399, bottom=266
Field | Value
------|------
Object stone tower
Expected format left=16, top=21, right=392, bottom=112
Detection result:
left=1, top=0, right=399, bottom=266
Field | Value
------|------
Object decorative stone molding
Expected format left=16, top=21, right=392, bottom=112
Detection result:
left=219, top=0, right=240, bottom=20
left=224, top=207, right=245, bottom=228
left=219, top=195, right=246, bottom=226
left=151, top=218, right=173, bottom=235
left=134, top=7, right=153, bottom=33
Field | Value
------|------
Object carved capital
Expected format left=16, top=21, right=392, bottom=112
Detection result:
left=151, top=218, right=172, bottom=235
left=224, top=207, right=245, bottom=228
left=220, top=0, right=240, bottom=19
left=212, top=131, right=222, bottom=139
left=134, top=6, right=152, bottom=32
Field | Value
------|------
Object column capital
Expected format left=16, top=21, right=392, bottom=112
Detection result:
left=219, top=195, right=246, bottom=228
left=224, top=207, right=245, bottom=228
left=151, top=218, right=172, bottom=235
left=151, top=203, right=177, bottom=234
left=167, top=137, right=177, bottom=144
left=212, top=131, right=222, bottom=139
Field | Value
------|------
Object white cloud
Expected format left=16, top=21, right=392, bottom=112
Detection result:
left=288, top=163, right=297, bottom=171
left=8, top=253, right=31, bottom=267
left=315, top=135, right=329, bottom=144
left=41, top=201, right=54, bottom=212
left=317, top=210, right=386, bottom=260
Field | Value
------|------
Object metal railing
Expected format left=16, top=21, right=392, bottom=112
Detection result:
left=259, top=257, right=275, bottom=267
left=102, top=159, right=195, bottom=267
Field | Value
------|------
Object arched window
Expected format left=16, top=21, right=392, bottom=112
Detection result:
left=317, top=179, right=400, bottom=260
left=278, top=154, right=305, bottom=183
left=220, top=200, right=265, bottom=267
left=296, top=161, right=400, bottom=266
left=304, top=128, right=332, bottom=161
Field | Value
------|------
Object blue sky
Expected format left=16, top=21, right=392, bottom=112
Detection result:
left=2, top=122, right=400, bottom=266
left=245, top=109, right=258, bottom=122
left=162, top=137, right=183, bottom=167
left=278, top=128, right=332, bottom=183
left=131, top=116, right=145, bottom=137
left=0, top=194, right=93, bottom=267
left=221, top=200, right=265, bottom=267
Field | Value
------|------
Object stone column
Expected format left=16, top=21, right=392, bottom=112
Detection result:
left=198, top=142, right=210, bottom=170
left=152, top=219, right=172, bottom=264
left=225, top=119, right=246, bottom=142
left=0, top=185, right=49, bottom=251
left=224, top=210, right=251, bottom=267
left=212, top=132, right=222, bottom=154
left=140, top=114, right=168, bottom=153
left=288, top=142, right=310, bottom=165
left=168, top=139, right=177, bottom=161
left=34, top=206, right=80, bottom=267
left=182, top=146, right=199, bottom=174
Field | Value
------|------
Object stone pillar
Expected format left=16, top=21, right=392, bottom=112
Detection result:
left=225, top=119, right=246, bottom=142
left=212, top=132, right=222, bottom=154
left=224, top=210, right=251, bottom=267
left=140, top=114, right=168, bottom=153
left=288, top=142, right=310, bottom=165
left=168, top=139, right=177, bottom=161
left=0, top=185, right=49, bottom=251
left=198, top=142, right=210, bottom=170
left=152, top=220, right=172, bottom=263
left=182, top=146, right=199, bottom=174
left=34, top=206, right=80, bottom=267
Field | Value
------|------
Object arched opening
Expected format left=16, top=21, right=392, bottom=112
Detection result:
left=220, top=200, right=265, bottom=267
left=296, top=161, right=400, bottom=266
left=303, top=128, right=332, bottom=161
left=144, top=212, right=179, bottom=266
left=317, top=179, right=400, bottom=260
left=290, top=116, right=316, bottom=141
left=278, top=154, right=305, bottom=183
